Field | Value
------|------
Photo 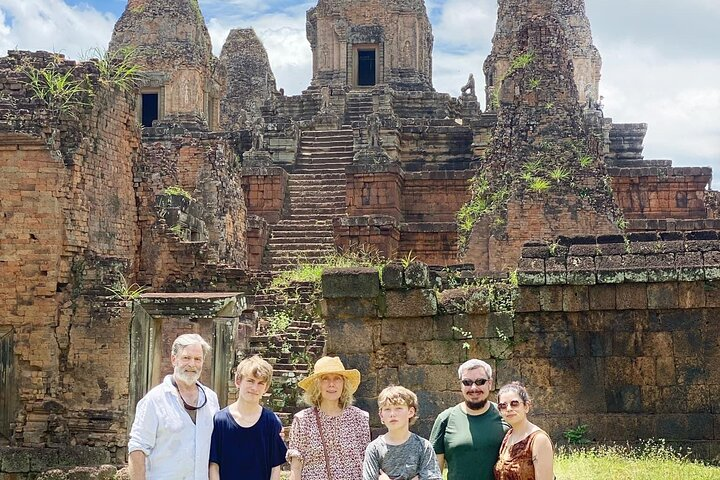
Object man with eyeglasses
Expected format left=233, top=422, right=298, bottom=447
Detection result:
left=429, top=359, right=508, bottom=480
left=128, top=333, right=220, bottom=480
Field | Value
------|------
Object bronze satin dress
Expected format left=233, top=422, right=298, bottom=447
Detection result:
left=493, top=429, right=551, bottom=480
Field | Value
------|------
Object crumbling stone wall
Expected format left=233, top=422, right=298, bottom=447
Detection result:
left=135, top=128, right=247, bottom=289
left=0, top=51, right=141, bottom=459
left=321, top=232, right=720, bottom=460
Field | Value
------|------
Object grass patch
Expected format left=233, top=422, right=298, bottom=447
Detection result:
left=555, top=440, right=719, bottom=479
left=270, top=247, right=386, bottom=290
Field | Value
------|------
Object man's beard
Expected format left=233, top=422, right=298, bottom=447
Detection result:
left=465, top=399, right=488, bottom=411
left=174, top=366, right=201, bottom=385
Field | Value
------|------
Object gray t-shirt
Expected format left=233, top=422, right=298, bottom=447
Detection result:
left=363, top=432, right=442, bottom=480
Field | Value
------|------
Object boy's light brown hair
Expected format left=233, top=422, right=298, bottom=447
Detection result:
left=235, top=355, right=273, bottom=384
left=377, top=385, right=418, bottom=425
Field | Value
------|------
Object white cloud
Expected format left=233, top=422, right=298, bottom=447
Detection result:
left=0, top=0, right=115, bottom=58
left=433, top=0, right=495, bottom=50
left=207, top=12, right=312, bottom=94
left=599, top=42, right=720, bottom=178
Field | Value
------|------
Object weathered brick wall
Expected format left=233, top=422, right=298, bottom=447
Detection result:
left=610, top=166, right=711, bottom=219
left=241, top=167, right=288, bottom=224
left=346, top=165, right=404, bottom=220
left=136, top=130, right=248, bottom=288
left=321, top=233, right=720, bottom=460
left=333, top=216, right=401, bottom=259
left=465, top=194, right=619, bottom=272
left=402, top=171, right=472, bottom=222
left=398, top=224, right=459, bottom=265
left=0, top=51, right=141, bottom=461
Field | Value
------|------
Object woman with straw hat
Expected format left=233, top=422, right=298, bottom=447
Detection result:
left=287, top=356, right=370, bottom=480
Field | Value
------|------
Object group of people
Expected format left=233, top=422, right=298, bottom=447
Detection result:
left=128, top=334, right=554, bottom=480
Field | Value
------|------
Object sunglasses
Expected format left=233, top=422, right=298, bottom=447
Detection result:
left=497, top=400, right=522, bottom=411
left=461, top=378, right=489, bottom=387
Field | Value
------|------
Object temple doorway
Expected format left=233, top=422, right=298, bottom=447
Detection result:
left=356, top=47, right=377, bottom=87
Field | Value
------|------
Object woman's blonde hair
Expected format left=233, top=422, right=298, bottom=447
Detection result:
left=302, top=375, right=355, bottom=409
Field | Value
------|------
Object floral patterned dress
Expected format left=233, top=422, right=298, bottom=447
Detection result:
left=287, top=406, right=370, bottom=480
left=493, top=429, right=551, bottom=480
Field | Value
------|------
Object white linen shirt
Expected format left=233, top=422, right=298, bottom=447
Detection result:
left=128, top=374, right=220, bottom=480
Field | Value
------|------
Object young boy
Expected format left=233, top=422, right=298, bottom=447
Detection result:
left=209, top=355, right=287, bottom=480
left=363, top=385, right=442, bottom=480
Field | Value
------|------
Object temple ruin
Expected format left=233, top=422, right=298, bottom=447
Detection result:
left=0, top=0, right=718, bottom=476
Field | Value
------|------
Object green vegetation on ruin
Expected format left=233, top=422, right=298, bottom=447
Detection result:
left=18, top=47, right=143, bottom=118
left=85, top=46, right=145, bottom=94
left=163, top=185, right=194, bottom=200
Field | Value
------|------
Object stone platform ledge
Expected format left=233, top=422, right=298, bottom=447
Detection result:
left=627, top=218, right=720, bottom=231
left=0, top=446, right=112, bottom=474
left=346, top=163, right=403, bottom=175
left=399, top=222, right=458, bottom=233
left=607, top=165, right=712, bottom=177
left=240, top=166, right=288, bottom=177
left=517, top=230, right=720, bottom=286
left=333, top=215, right=399, bottom=228
left=403, top=170, right=474, bottom=180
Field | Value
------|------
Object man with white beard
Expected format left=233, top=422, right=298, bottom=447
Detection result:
left=128, top=334, right=220, bottom=480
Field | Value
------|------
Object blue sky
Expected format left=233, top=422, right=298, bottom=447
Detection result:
left=0, top=0, right=718, bottom=187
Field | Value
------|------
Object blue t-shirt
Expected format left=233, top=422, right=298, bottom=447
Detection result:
left=209, top=406, right=288, bottom=480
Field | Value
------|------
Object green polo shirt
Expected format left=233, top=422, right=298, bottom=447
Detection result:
left=430, top=403, right=508, bottom=480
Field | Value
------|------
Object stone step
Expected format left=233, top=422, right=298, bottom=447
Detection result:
left=293, top=167, right=349, bottom=174
left=287, top=173, right=346, bottom=181
left=299, top=143, right=353, bottom=150
left=269, top=233, right=334, bottom=242
left=273, top=219, right=333, bottom=226
left=302, top=129, right=353, bottom=137
left=271, top=227, right=333, bottom=235
left=266, top=242, right=336, bottom=253
left=287, top=191, right=345, bottom=200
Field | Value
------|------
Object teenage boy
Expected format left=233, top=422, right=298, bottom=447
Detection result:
left=209, top=355, right=287, bottom=480
left=363, top=385, right=442, bottom=480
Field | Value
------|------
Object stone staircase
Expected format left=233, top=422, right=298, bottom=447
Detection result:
left=262, top=128, right=354, bottom=271
left=345, top=92, right=374, bottom=125
left=250, top=318, right=325, bottom=425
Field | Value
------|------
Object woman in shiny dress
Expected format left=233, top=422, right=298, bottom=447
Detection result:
left=493, top=382, right=554, bottom=480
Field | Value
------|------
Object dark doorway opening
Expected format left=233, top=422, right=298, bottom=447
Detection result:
left=357, top=50, right=376, bottom=86
left=141, top=93, right=159, bottom=127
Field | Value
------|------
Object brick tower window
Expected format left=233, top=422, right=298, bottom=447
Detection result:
left=141, top=92, right=160, bottom=127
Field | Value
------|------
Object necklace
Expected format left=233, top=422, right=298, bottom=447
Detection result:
left=171, top=378, right=208, bottom=411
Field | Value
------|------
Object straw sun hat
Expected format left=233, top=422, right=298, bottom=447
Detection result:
left=297, top=356, right=361, bottom=394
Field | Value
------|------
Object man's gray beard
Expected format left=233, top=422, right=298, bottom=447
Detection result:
left=174, top=366, right=201, bottom=386
left=465, top=399, right=488, bottom=411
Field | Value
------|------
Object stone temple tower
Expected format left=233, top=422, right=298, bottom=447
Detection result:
left=109, top=0, right=224, bottom=129
left=483, top=0, right=601, bottom=108
left=306, top=0, right=434, bottom=91
left=219, top=29, right=279, bottom=129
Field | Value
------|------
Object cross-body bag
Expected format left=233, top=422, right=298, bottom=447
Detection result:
left=313, top=407, right=333, bottom=480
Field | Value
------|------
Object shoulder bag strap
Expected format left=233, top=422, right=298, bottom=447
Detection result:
left=313, top=407, right=333, bottom=480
